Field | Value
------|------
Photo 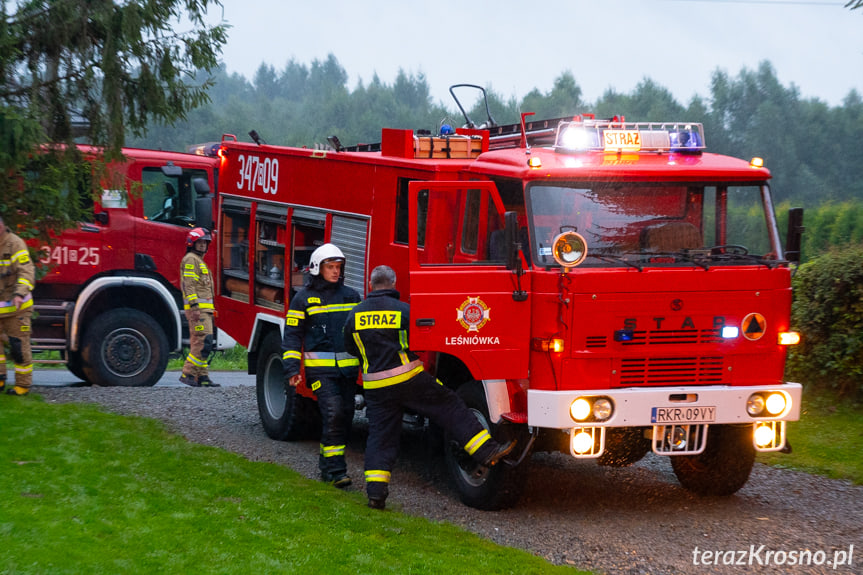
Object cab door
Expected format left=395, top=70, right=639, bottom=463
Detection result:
left=408, top=181, right=531, bottom=380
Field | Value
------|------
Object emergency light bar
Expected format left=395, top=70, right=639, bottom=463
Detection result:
left=554, top=120, right=705, bottom=153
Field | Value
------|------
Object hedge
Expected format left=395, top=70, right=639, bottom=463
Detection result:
left=787, top=245, right=863, bottom=397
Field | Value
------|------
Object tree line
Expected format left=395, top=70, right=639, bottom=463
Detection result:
left=130, top=57, right=863, bottom=212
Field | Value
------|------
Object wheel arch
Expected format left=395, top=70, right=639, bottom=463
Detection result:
left=246, top=313, right=283, bottom=375
left=434, top=352, right=511, bottom=424
left=70, top=277, right=181, bottom=352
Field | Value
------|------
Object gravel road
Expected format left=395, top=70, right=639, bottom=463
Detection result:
left=38, top=384, right=862, bottom=575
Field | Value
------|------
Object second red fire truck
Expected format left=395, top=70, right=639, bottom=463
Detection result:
left=203, top=86, right=803, bottom=510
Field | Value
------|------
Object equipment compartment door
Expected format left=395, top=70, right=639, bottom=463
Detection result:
left=408, top=181, right=530, bottom=380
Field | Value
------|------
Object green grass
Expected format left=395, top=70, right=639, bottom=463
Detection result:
left=166, top=344, right=249, bottom=371
left=758, top=389, right=863, bottom=484
left=0, top=394, right=585, bottom=575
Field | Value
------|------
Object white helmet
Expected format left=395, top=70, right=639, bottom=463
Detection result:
left=308, top=243, right=345, bottom=276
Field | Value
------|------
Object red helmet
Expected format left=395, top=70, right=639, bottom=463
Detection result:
left=186, top=227, right=212, bottom=248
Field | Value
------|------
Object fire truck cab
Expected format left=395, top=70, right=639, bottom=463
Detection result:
left=33, top=147, right=226, bottom=386
left=211, top=88, right=803, bottom=510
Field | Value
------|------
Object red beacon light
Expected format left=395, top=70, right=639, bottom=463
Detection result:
left=554, top=119, right=705, bottom=154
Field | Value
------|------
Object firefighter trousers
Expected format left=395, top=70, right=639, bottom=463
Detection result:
left=363, top=370, right=500, bottom=501
left=0, top=310, right=32, bottom=389
left=182, top=310, right=213, bottom=380
left=312, top=375, right=356, bottom=480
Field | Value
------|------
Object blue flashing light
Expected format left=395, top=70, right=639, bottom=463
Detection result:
left=440, top=124, right=455, bottom=135
left=614, top=329, right=635, bottom=342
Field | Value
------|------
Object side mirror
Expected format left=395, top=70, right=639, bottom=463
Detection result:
left=785, top=207, right=804, bottom=263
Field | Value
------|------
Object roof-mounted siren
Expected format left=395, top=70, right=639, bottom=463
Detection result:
left=554, top=119, right=706, bottom=154
left=449, top=84, right=498, bottom=130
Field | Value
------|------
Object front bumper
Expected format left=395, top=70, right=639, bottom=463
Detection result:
left=527, top=382, right=802, bottom=429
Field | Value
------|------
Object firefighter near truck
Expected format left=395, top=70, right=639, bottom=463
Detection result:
left=203, top=85, right=804, bottom=510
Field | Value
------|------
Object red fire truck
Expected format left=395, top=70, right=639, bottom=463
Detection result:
left=32, top=146, right=226, bottom=387
left=209, top=87, right=803, bottom=510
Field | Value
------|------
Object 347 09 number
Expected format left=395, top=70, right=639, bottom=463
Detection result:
left=40, top=245, right=100, bottom=266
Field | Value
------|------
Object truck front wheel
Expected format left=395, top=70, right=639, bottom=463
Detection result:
left=81, top=308, right=169, bottom=387
left=670, top=424, right=755, bottom=496
left=256, top=331, right=320, bottom=441
left=443, top=381, right=529, bottom=510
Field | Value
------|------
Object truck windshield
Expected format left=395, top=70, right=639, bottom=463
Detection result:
left=526, top=182, right=781, bottom=269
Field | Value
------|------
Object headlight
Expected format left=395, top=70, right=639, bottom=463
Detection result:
left=754, top=424, right=776, bottom=447
left=765, top=392, right=787, bottom=415
left=570, top=396, right=614, bottom=422
left=570, top=398, right=591, bottom=421
left=746, top=394, right=765, bottom=416
left=592, top=398, right=613, bottom=421
left=552, top=231, right=587, bottom=267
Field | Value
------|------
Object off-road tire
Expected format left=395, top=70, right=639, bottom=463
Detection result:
left=81, top=308, right=168, bottom=387
left=256, top=331, right=321, bottom=441
left=443, top=381, right=529, bottom=510
left=671, top=424, right=755, bottom=496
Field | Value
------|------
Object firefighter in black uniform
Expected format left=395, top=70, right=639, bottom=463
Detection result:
left=282, top=243, right=361, bottom=487
left=343, top=265, right=515, bottom=510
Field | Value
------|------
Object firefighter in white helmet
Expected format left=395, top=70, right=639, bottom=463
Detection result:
left=179, top=227, right=219, bottom=387
left=282, top=243, right=361, bottom=487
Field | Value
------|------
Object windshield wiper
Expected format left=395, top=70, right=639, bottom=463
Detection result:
left=586, top=253, right=644, bottom=271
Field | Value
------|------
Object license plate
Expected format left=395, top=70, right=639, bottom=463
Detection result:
left=651, top=406, right=716, bottom=424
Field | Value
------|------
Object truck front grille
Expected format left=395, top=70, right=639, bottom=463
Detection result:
left=618, top=356, right=725, bottom=386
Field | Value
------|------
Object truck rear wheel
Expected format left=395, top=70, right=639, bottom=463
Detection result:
left=81, top=308, right=168, bottom=387
left=670, top=424, right=755, bottom=496
left=443, top=381, right=528, bottom=510
left=256, top=331, right=320, bottom=441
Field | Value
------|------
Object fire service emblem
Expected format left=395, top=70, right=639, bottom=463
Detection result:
left=456, top=297, right=490, bottom=332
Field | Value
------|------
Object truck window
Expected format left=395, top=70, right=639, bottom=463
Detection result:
left=395, top=178, right=428, bottom=247
left=254, top=204, right=288, bottom=311
left=290, top=219, right=325, bottom=298
left=221, top=201, right=251, bottom=302
left=142, top=167, right=205, bottom=226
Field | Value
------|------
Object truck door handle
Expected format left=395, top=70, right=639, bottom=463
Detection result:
left=416, top=318, right=435, bottom=327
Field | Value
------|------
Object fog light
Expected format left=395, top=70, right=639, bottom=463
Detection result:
left=572, top=430, right=594, bottom=454
left=754, top=424, right=776, bottom=447
left=570, top=398, right=591, bottom=421
left=747, top=394, right=765, bottom=416
left=665, top=426, right=688, bottom=450
left=765, top=392, right=787, bottom=415
left=592, top=398, right=613, bottom=421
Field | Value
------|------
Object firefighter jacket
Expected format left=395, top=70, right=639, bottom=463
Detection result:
left=0, top=228, right=35, bottom=316
left=281, top=275, right=361, bottom=382
left=180, top=250, right=214, bottom=311
left=343, top=288, right=424, bottom=389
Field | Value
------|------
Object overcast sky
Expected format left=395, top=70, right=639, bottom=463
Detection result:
left=211, top=0, right=862, bottom=109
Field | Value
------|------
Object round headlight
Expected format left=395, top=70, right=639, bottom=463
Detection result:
left=754, top=424, right=775, bottom=447
left=552, top=231, right=588, bottom=267
left=747, top=394, right=765, bottom=416
left=572, top=431, right=594, bottom=454
left=592, top=398, right=613, bottom=421
left=570, top=398, right=591, bottom=421
left=765, top=392, right=787, bottom=416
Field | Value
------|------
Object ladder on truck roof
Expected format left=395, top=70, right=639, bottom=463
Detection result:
left=342, top=114, right=579, bottom=155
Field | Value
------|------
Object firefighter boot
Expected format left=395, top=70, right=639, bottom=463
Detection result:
left=6, top=385, right=30, bottom=396
left=197, top=375, right=220, bottom=387
left=367, top=482, right=388, bottom=510
left=470, top=439, right=517, bottom=478
left=483, top=439, right=517, bottom=467
left=179, top=373, right=200, bottom=387
left=0, top=375, right=5, bottom=393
